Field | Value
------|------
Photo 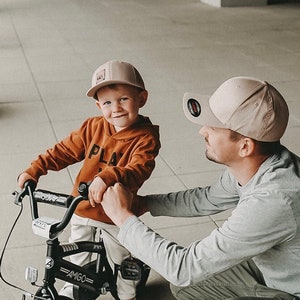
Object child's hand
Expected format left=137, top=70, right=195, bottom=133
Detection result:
left=17, top=172, right=37, bottom=189
left=88, top=176, right=108, bottom=207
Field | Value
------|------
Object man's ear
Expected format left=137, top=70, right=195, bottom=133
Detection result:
left=239, top=138, right=255, bottom=157
left=138, top=90, right=148, bottom=108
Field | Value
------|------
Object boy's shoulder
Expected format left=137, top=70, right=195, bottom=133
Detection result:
left=113, top=115, right=159, bottom=141
left=134, top=115, right=159, bottom=133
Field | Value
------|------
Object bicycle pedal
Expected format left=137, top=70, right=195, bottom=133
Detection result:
left=120, top=258, right=142, bottom=281
left=25, top=266, right=38, bottom=284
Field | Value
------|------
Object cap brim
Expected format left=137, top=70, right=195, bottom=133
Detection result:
left=183, top=92, right=226, bottom=128
left=86, top=80, right=145, bottom=100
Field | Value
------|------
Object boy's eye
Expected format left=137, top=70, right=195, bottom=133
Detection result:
left=102, top=100, right=111, bottom=106
left=120, top=97, right=128, bottom=101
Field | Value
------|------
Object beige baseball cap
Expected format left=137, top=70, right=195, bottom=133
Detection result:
left=86, top=60, right=145, bottom=100
left=183, top=76, right=289, bottom=142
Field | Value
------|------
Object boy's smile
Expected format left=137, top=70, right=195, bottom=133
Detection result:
left=95, top=84, right=147, bottom=132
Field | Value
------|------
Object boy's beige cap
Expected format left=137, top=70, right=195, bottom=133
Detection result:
left=183, top=76, right=289, bottom=142
left=86, top=60, right=145, bottom=100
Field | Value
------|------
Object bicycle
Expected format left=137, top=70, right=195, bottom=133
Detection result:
left=1, top=181, right=150, bottom=300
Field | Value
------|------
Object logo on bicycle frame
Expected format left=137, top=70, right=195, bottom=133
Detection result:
left=45, top=257, right=54, bottom=269
left=60, top=267, right=94, bottom=284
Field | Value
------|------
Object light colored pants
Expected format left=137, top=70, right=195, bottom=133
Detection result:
left=61, top=214, right=136, bottom=300
left=170, top=260, right=298, bottom=300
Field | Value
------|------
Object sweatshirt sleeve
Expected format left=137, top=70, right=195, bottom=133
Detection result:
left=146, top=170, right=239, bottom=217
left=97, top=132, right=160, bottom=191
left=24, top=120, right=90, bottom=180
left=118, top=191, right=296, bottom=287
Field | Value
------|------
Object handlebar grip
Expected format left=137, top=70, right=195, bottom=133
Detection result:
left=24, top=180, right=37, bottom=191
left=33, top=190, right=73, bottom=208
left=78, top=182, right=90, bottom=199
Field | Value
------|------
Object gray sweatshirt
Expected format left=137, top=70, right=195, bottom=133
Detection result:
left=118, top=147, right=300, bottom=297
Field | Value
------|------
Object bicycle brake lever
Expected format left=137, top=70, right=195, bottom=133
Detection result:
left=13, top=180, right=37, bottom=205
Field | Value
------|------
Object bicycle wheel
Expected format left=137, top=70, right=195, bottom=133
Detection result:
left=34, top=286, right=73, bottom=300
left=137, top=265, right=150, bottom=295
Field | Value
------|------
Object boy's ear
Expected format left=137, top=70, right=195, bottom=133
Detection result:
left=95, top=100, right=101, bottom=109
left=138, top=90, right=148, bottom=108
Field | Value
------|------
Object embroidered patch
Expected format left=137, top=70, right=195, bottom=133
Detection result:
left=96, top=69, right=106, bottom=83
left=187, top=98, right=201, bottom=117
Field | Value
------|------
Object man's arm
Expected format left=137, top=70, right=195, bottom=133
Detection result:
left=101, top=183, right=296, bottom=287
left=143, top=169, right=239, bottom=218
left=101, top=183, right=135, bottom=226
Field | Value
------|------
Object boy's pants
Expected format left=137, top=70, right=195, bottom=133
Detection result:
left=170, top=260, right=298, bottom=300
left=60, top=214, right=136, bottom=300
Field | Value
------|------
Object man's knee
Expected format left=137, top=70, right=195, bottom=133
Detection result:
left=170, top=283, right=203, bottom=300
left=170, top=284, right=180, bottom=299
left=170, top=284, right=191, bottom=300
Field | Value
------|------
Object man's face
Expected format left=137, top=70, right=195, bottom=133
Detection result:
left=199, top=126, right=242, bottom=166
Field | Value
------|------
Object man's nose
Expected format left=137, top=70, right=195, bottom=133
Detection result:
left=199, top=126, right=207, bottom=137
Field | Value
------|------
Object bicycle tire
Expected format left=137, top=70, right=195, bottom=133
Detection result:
left=34, top=286, right=73, bottom=300
left=137, top=266, right=150, bottom=295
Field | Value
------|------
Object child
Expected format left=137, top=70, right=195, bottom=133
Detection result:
left=17, top=60, right=161, bottom=300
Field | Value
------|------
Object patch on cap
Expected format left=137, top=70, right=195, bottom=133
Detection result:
left=187, top=98, right=201, bottom=117
left=96, top=69, right=106, bottom=84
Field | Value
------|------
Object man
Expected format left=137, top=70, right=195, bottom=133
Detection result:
left=101, top=77, right=300, bottom=300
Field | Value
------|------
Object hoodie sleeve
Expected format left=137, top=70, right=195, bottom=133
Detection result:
left=23, top=119, right=91, bottom=180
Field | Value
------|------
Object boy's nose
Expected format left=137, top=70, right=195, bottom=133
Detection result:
left=112, top=102, right=122, bottom=112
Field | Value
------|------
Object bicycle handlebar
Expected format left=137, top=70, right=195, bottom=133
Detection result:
left=13, top=181, right=90, bottom=239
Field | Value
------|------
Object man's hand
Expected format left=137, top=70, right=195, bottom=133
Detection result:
left=101, top=183, right=134, bottom=227
left=88, top=176, right=108, bottom=207
left=17, top=172, right=37, bottom=189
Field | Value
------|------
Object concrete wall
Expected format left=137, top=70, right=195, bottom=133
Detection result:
left=200, top=0, right=298, bottom=7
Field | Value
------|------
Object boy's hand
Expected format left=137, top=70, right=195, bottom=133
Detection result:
left=101, top=183, right=134, bottom=227
left=88, top=176, right=107, bottom=207
left=17, top=172, right=37, bottom=189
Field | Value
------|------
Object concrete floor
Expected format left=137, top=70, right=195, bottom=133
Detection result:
left=0, top=0, right=299, bottom=299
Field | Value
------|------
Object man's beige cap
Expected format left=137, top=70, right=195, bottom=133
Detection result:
left=86, top=60, right=145, bottom=100
left=183, top=76, right=289, bottom=142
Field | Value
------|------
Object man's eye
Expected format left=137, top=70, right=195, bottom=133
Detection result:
left=120, top=97, right=128, bottom=101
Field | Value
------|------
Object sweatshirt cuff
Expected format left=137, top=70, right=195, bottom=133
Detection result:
left=118, top=215, right=140, bottom=243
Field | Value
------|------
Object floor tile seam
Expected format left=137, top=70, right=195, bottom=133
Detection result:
left=157, top=155, right=225, bottom=175
left=0, top=100, right=41, bottom=105
left=150, top=170, right=225, bottom=179
left=9, top=15, right=60, bottom=143
left=2, top=243, right=45, bottom=251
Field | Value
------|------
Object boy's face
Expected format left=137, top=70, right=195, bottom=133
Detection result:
left=95, top=84, right=148, bottom=132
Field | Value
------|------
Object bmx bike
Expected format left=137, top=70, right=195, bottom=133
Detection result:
left=1, top=181, right=149, bottom=300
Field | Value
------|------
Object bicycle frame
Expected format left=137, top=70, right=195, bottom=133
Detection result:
left=12, top=181, right=146, bottom=300
left=32, top=237, right=119, bottom=300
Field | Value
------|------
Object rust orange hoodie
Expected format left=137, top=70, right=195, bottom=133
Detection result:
left=24, top=115, right=160, bottom=224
